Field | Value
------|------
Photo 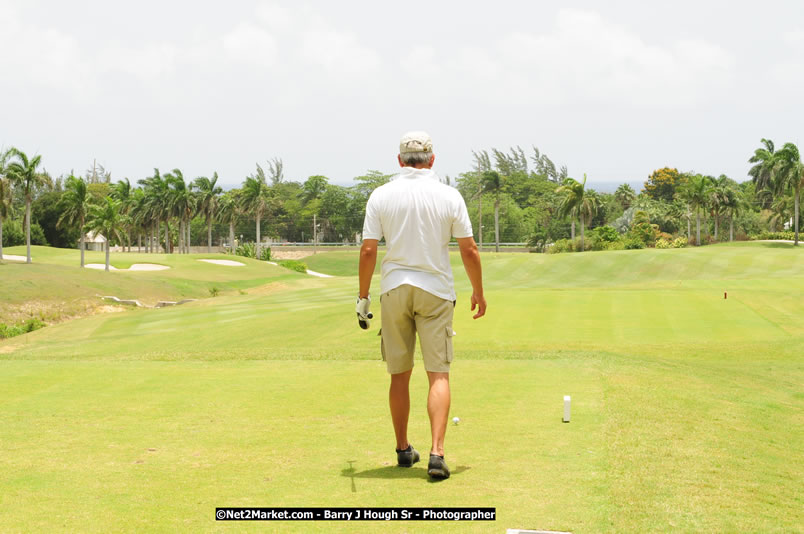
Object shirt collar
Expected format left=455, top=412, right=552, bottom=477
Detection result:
left=399, top=167, right=437, bottom=180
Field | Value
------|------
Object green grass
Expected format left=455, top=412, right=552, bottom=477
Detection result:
left=0, top=245, right=305, bottom=324
left=1, top=242, right=803, bottom=532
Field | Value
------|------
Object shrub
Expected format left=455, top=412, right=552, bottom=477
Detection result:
left=278, top=259, right=308, bottom=273
left=209, top=287, right=220, bottom=297
left=547, top=238, right=573, bottom=254
left=0, top=318, right=45, bottom=339
left=655, top=238, right=672, bottom=249
left=2, top=219, right=48, bottom=247
left=233, top=243, right=272, bottom=260
left=672, top=237, right=688, bottom=248
left=629, top=211, right=657, bottom=247
left=590, top=225, right=619, bottom=243
left=623, top=237, right=645, bottom=249
left=751, top=231, right=796, bottom=241
left=235, top=242, right=256, bottom=258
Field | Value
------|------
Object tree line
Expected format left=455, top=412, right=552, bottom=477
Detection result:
left=1, top=139, right=801, bottom=268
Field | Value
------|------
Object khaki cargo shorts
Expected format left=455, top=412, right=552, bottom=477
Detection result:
left=380, top=284, right=455, bottom=375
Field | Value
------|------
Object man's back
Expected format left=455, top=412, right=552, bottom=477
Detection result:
left=363, top=167, right=473, bottom=301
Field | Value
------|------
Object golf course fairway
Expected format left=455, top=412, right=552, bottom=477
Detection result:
left=1, top=242, right=802, bottom=532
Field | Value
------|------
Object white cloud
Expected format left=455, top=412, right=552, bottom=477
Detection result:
left=255, top=1, right=293, bottom=30
left=223, top=22, right=278, bottom=68
left=0, top=2, right=90, bottom=92
left=401, top=46, right=440, bottom=78
left=475, top=9, right=735, bottom=108
left=300, top=23, right=380, bottom=76
left=98, top=44, right=179, bottom=80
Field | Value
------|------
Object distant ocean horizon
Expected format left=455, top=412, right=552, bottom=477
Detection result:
left=585, top=181, right=644, bottom=194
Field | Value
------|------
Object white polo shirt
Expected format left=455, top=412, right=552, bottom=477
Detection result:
left=362, top=167, right=474, bottom=301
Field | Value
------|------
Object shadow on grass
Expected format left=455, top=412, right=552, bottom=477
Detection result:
left=342, top=461, right=470, bottom=491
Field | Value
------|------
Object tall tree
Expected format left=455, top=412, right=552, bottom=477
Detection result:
left=139, top=169, right=170, bottom=253
left=193, top=172, right=223, bottom=253
left=557, top=174, right=598, bottom=252
left=0, top=149, right=12, bottom=260
left=679, top=174, right=711, bottom=246
left=614, top=183, right=636, bottom=210
left=643, top=167, right=684, bottom=202
left=217, top=190, right=241, bottom=253
left=748, top=138, right=776, bottom=195
left=772, top=142, right=804, bottom=245
left=472, top=150, right=492, bottom=249
left=57, top=175, right=91, bottom=267
left=111, top=178, right=133, bottom=251
left=166, top=169, right=194, bottom=254
left=5, top=148, right=50, bottom=263
left=85, top=198, right=125, bottom=272
left=482, top=170, right=504, bottom=252
left=242, top=169, right=272, bottom=259
left=721, top=187, right=743, bottom=242
left=267, top=157, right=284, bottom=185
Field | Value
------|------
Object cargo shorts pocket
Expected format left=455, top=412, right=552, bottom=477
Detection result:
left=445, top=326, right=455, bottom=363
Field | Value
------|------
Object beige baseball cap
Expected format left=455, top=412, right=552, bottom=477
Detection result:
left=399, top=131, right=433, bottom=154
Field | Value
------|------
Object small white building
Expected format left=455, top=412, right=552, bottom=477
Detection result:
left=82, top=231, right=107, bottom=251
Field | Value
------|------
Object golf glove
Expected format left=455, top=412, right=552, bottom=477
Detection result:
left=356, top=296, right=373, bottom=330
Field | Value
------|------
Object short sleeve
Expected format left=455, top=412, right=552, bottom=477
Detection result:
left=451, top=194, right=474, bottom=238
left=362, top=192, right=383, bottom=241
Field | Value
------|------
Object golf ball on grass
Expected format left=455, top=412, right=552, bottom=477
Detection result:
left=452, top=417, right=460, bottom=425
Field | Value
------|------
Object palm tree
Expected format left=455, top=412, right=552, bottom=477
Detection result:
left=111, top=178, right=134, bottom=251
left=614, top=183, right=636, bottom=210
left=217, top=190, right=240, bottom=253
left=242, top=170, right=271, bottom=259
left=708, top=176, right=731, bottom=241
left=721, top=187, right=744, bottom=242
left=679, top=174, right=711, bottom=246
left=5, top=148, right=50, bottom=263
left=482, top=170, right=504, bottom=252
left=129, top=187, right=148, bottom=252
left=165, top=170, right=193, bottom=254
left=556, top=176, right=584, bottom=249
left=193, top=173, right=223, bottom=253
left=767, top=195, right=794, bottom=232
left=557, top=174, right=598, bottom=252
left=771, top=142, right=804, bottom=245
left=0, top=149, right=13, bottom=260
left=748, top=138, right=776, bottom=194
left=57, top=175, right=91, bottom=267
left=139, top=170, right=171, bottom=253
left=85, top=198, right=125, bottom=272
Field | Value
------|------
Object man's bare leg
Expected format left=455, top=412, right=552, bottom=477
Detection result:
left=426, top=371, right=450, bottom=456
left=390, top=369, right=413, bottom=450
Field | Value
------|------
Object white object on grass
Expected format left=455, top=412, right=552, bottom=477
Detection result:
left=198, top=259, right=245, bottom=266
left=563, top=395, right=571, bottom=423
left=452, top=417, right=460, bottom=425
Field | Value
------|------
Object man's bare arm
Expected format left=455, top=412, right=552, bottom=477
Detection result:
left=457, top=237, right=486, bottom=319
left=358, top=239, right=378, bottom=299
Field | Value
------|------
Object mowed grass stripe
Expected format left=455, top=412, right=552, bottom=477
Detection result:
left=0, top=359, right=607, bottom=533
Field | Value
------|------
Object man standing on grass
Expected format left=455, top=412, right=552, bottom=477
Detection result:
left=356, top=131, right=486, bottom=480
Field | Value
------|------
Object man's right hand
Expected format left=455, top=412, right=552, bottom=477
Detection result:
left=356, top=296, right=373, bottom=329
left=471, top=293, right=486, bottom=319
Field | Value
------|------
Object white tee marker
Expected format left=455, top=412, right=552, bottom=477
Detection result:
left=563, top=396, right=571, bottom=423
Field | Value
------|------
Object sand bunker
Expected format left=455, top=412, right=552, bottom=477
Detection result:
left=2, top=255, right=29, bottom=262
left=85, top=263, right=170, bottom=271
left=306, top=269, right=333, bottom=278
left=198, top=259, right=245, bottom=266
